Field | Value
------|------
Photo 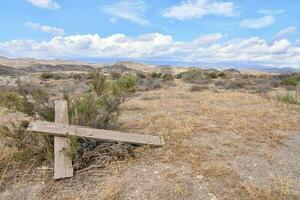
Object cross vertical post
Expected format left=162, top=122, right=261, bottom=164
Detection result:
left=54, top=100, right=73, bottom=180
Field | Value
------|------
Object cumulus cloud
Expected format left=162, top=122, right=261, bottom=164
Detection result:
left=101, top=0, right=151, bottom=26
left=162, top=0, right=237, bottom=20
left=26, top=0, right=60, bottom=10
left=275, top=26, right=297, bottom=40
left=240, top=15, right=275, bottom=29
left=257, top=9, right=285, bottom=15
left=1, top=33, right=300, bottom=67
left=25, top=22, right=65, bottom=35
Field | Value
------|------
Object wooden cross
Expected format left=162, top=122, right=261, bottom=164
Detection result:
left=27, top=100, right=164, bottom=180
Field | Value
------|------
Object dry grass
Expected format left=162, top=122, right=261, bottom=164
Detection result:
left=118, top=80, right=300, bottom=199
left=238, top=177, right=298, bottom=200
left=1, top=77, right=300, bottom=199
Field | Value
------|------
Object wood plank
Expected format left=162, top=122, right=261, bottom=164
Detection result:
left=28, top=121, right=165, bottom=146
left=54, top=100, right=73, bottom=180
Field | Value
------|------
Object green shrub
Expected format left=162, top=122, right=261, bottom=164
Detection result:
left=72, top=73, right=82, bottom=80
left=40, top=72, right=55, bottom=79
left=67, top=73, right=136, bottom=170
left=136, top=78, right=163, bottom=91
left=175, top=72, right=183, bottom=79
left=0, top=75, right=136, bottom=175
left=0, top=83, right=54, bottom=121
left=86, top=71, right=98, bottom=79
left=218, top=72, right=226, bottom=77
left=136, top=72, right=147, bottom=79
left=40, top=72, right=66, bottom=80
left=150, top=72, right=162, bottom=79
left=205, top=72, right=218, bottom=79
left=162, top=74, right=174, bottom=83
left=281, top=73, right=300, bottom=86
left=277, top=92, right=300, bottom=105
left=180, top=69, right=206, bottom=83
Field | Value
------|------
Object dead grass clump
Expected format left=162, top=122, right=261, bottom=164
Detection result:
left=189, top=85, right=209, bottom=92
left=101, top=179, right=123, bottom=200
left=238, top=177, right=298, bottom=200
left=0, top=120, right=53, bottom=190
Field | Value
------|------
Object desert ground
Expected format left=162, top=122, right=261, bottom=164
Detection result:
left=0, top=59, right=299, bottom=200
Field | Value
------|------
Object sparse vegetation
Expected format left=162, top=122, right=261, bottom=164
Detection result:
left=0, top=65, right=300, bottom=199
left=281, top=73, right=300, bottom=86
left=189, top=84, right=209, bottom=92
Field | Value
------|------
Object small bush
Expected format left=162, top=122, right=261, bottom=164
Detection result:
left=86, top=71, right=98, bottom=79
left=150, top=72, right=162, bottom=79
left=110, top=72, right=121, bottom=79
left=180, top=69, right=206, bottom=83
left=40, top=72, right=66, bottom=80
left=0, top=120, right=53, bottom=163
left=136, top=72, right=147, bottom=79
left=162, top=74, right=174, bottom=83
left=72, top=73, right=82, bottom=80
left=277, top=92, right=300, bottom=105
left=136, top=78, right=163, bottom=91
left=67, top=73, right=136, bottom=170
left=281, top=73, right=300, bottom=86
left=218, top=72, right=226, bottom=78
left=175, top=72, right=183, bottom=79
left=205, top=72, right=218, bottom=79
left=40, top=72, right=55, bottom=79
left=0, top=120, right=53, bottom=188
left=0, top=82, right=54, bottom=121
left=189, top=85, right=209, bottom=92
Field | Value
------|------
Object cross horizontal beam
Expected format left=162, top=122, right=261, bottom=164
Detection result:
left=28, top=120, right=165, bottom=146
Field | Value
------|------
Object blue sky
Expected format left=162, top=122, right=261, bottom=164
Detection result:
left=0, top=0, right=299, bottom=68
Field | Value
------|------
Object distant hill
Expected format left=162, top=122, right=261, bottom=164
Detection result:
left=0, top=65, right=24, bottom=76
left=0, top=57, right=156, bottom=74
left=0, top=56, right=90, bottom=68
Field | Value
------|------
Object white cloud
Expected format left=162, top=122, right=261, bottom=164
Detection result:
left=162, top=0, right=237, bottom=20
left=240, top=15, right=275, bottom=29
left=257, top=9, right=285, bottom=15
left=26, top=0, right=60, bottom=10
left=1, top=33, right=300, bottom=67
left=101, top=0, right=150, bottom=26
left=275, top=26, right=297, bottom=40
left=25, top=22, right=65, bottom=35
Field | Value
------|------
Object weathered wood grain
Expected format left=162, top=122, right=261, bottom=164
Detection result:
left=54, top=100, right=73, bottom=180
left=28, top=120, right=165, bottom=146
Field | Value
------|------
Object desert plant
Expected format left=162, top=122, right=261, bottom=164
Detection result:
left=162, top=74, right=174, bottom=83
left=150, top=72, right=162, bottom=79
left=0, top=120, right=53, bottom=189
left=281, top=73, right=300, bottom=86
left=40, top=72, right=55, bottom=79
left=0, top=82, right=54, bottom=121
left=189, top=85, right=209, bottom=92
left=110, top=72, right=121, bottom=79
left=205, top=72, right=218, bottom=79
left=180, top=69, right=206, bottom=83
left=66, top=73, right=136, bottom=170
left=277, top=92, right=300, bottom=105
